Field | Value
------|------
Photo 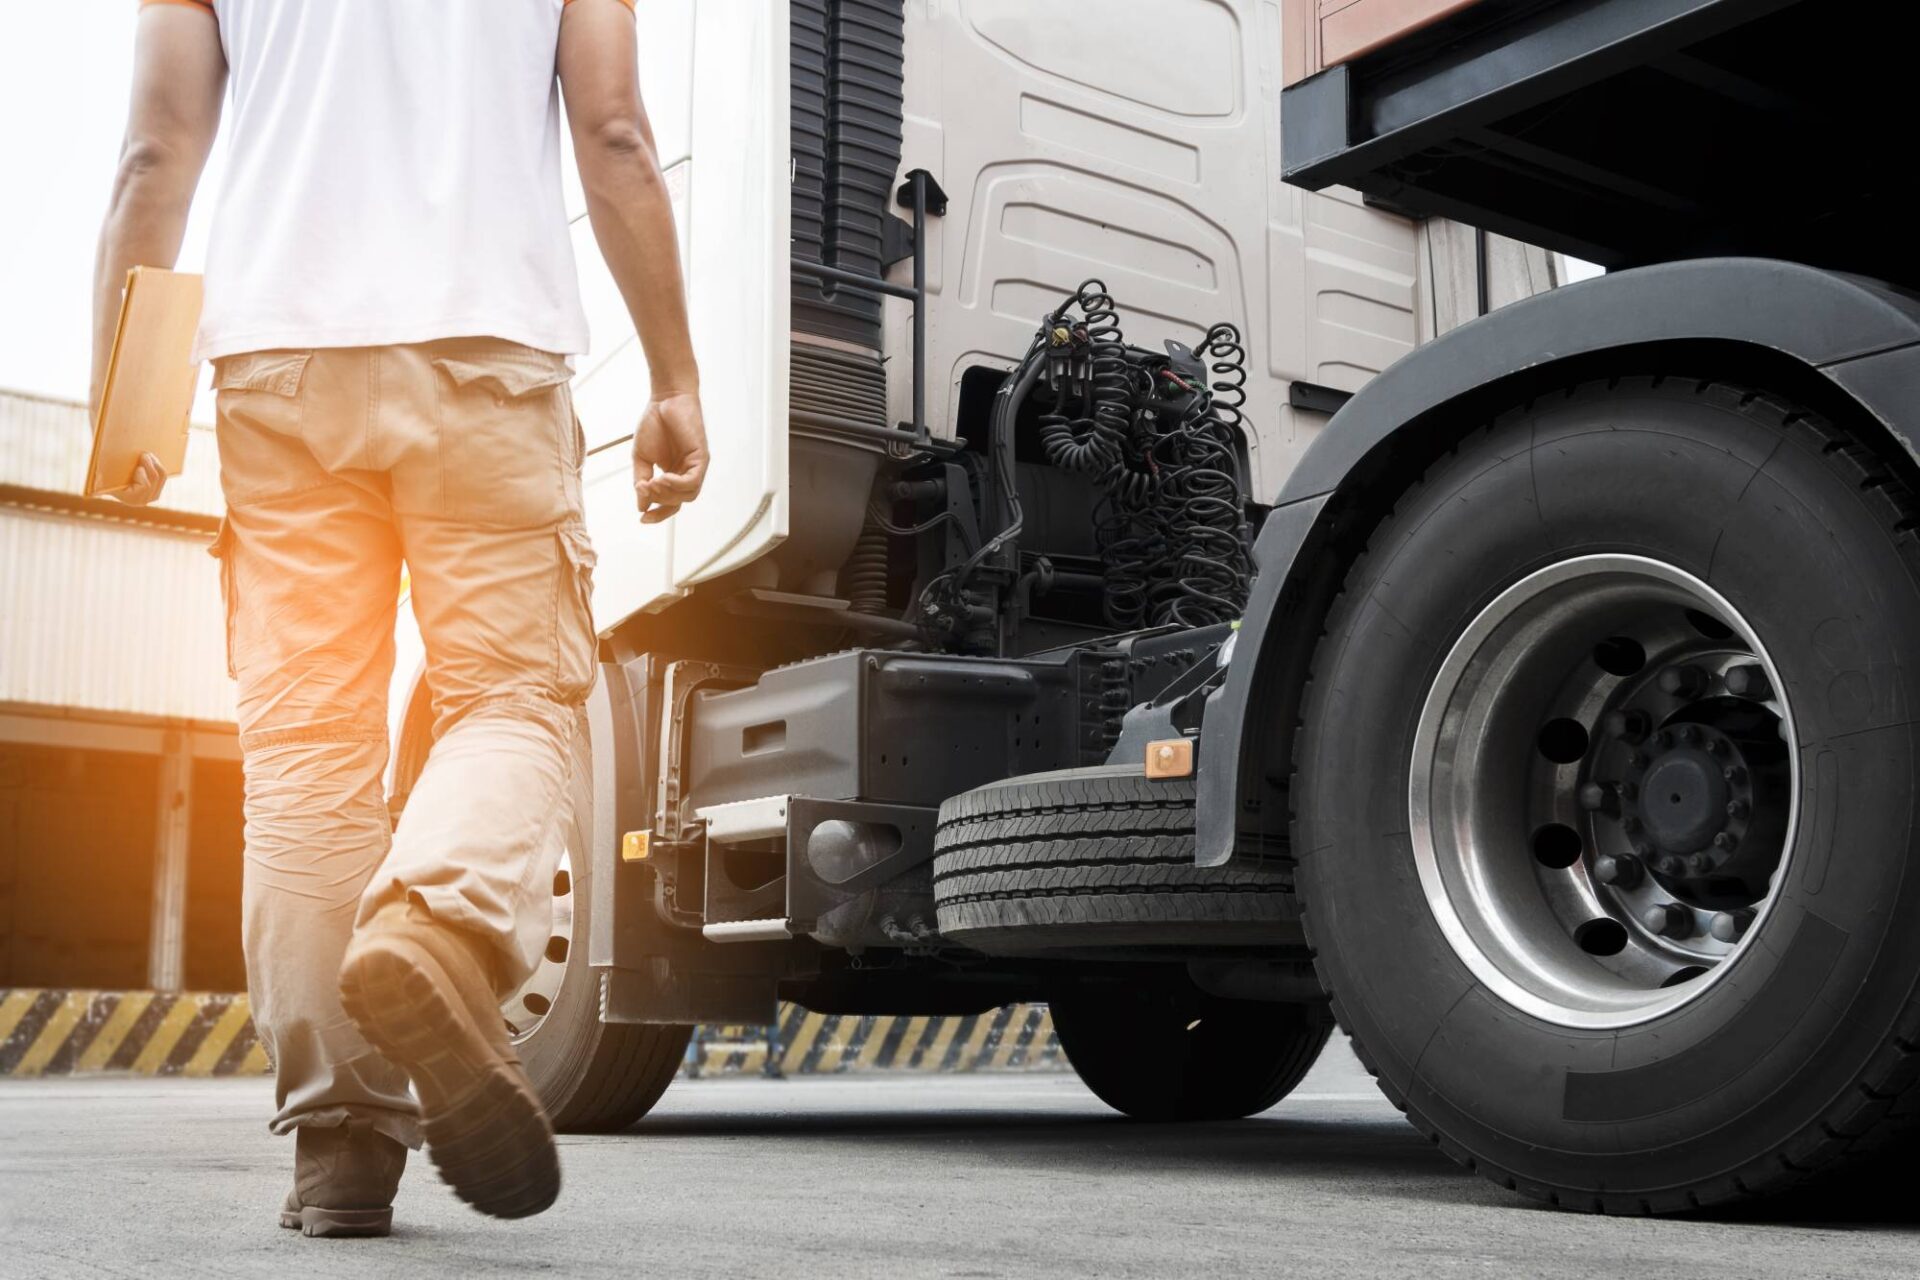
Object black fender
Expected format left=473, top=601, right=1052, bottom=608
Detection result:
left=1197, top=256, right=1920, bottom=867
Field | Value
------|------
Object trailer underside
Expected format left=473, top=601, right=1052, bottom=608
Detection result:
left=1283, top=0, right=1920, bottom=278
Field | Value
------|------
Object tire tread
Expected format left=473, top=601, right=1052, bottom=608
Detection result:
left=933, top=766, right=1293, bottom=953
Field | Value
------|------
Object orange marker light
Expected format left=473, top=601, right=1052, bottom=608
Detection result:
left=621, top=830, right=651, bottom=862
left=1145, top=738, right=1194, bottom=780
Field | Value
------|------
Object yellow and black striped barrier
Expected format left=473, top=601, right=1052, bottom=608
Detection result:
left=687, top=1003, right=1064, bottom=1077
left=0, top=990, right=269, bottom=1079
left=0, top=990, right=1066, bottom=1080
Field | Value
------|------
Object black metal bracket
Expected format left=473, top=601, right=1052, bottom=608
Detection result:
left=895, top=169, right=948, bottom=217
left=881, top=171, right=948, bottom=269
left=880, top=213, right=917, bottom=272
left=1105, top=639, right=1230, bottom=763
left=1287, top=380, right=1354, bottom=416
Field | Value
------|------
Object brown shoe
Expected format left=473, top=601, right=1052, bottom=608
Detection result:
left=338, top=902, right=560, bottom=1219
left=278, top=1120, right=407, bottom=1238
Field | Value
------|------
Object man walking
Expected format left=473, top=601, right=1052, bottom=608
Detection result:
left=91, top=0, right=709, bottom=1234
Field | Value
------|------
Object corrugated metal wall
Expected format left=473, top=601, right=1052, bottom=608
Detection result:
left=1, top=388, right=233, bottom=723
left=0, top=508, right=232, bottom=721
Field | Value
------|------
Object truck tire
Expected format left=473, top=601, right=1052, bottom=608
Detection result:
left=498, top=716, right=691, bottom=1133
left=932, top=765, right=1294, bottom=955
left=1051, top=987, right=1332, bottom=1121
left=1294, top=377, right=1920, bottom=1212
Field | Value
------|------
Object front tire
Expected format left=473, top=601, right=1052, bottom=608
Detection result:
left=1295, top=379, right=1920, bottom=1211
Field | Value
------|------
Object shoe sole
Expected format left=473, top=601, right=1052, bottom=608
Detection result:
left=280, top=1205, right=394, bottom=1237
left=338, top=937, right=559, bottom=1220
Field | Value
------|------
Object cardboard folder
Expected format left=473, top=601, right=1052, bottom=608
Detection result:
left=85, top=267, right=203, bottom=498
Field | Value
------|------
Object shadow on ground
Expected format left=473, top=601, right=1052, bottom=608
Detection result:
left=629, top=1096, right=1920, bottom=1232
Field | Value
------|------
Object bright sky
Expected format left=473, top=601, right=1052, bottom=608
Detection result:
left=0, top=6, right=227, bottom=406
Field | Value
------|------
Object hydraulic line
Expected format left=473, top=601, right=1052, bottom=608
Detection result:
left=1038, top=281, right=1130, bottom=477
left=914, top=346, right=1044, bottom=649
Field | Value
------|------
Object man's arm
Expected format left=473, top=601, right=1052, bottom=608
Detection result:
left=558, top=0, right=709, bottom=524
left=90, top=3, right=226, bottom=506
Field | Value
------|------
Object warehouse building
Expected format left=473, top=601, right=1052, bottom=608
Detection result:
left=0, top=388, right=243, bottom=992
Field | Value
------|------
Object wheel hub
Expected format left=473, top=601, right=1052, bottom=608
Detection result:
left=1586, top=670, right=1791, bottom=905
left=1633, top=740, right=1732, bottom=857
left=1409, top=555, right=1798, bottom=1029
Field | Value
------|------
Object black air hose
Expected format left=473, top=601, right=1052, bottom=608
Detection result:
left=842, top=523, right=889, bottom=615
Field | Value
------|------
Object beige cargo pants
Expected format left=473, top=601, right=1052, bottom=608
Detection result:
left=210, top=340, right=596, bottom=1147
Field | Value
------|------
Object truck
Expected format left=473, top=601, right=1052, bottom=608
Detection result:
left=379, top=0, right=1920, bottom=1216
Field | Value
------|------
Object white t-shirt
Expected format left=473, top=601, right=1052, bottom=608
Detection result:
left=147, top=0, right=630, bottom=362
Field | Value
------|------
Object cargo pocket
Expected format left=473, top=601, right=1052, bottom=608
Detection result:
left=431, top=345, right=575, bottom=527
left=208, top=518, right=239, bottom=680
left=555, top=521, right=598, bottom=704
left=211, top=351, right=320, bottom=505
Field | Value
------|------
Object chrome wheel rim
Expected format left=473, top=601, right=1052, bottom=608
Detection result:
left=501, top=845, right=574, bottom=1043
left=1409, top=555, right=1797, bottom=1029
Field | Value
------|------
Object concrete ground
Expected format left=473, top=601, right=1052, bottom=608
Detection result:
left=3, top=1040, right=1919, bottom=1279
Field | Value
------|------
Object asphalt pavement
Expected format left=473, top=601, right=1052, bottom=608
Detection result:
left=4, top=1037, right=1919, bottom=1279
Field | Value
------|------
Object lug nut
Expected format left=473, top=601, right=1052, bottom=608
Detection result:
left=1713, top=831, right=1739, bottom=852
left=1579, top=782, right=1619, bottom=815
left=1604, top=709, right=1650, bottom=744
left=1593, top=853, right=1644, bottom=888
left=1628, top=751, right=1649, bottom=770
left=1659, top=665, right=1709, bottom=699
left=1709, top=910, right=1754, bottom=943
left=1688, top=852, right=1714, bottom=875
left=1725, top=664, right=1773, bottom=701
left=1677, top=724, right=1699, bottom=744
left=1658, top=855, right=1684, bottom=876
left=1631, top=840, right=1654, bottom=859
left=1653, top=730, right=1673, bottom=750
left=1705, top=738, right=1729, bottom=757
left=1725, top=799, right=1749, bottom=821
left=1723, top=764, right=1748, bottom=785
left=1643, top=902, right=1696, bottom=939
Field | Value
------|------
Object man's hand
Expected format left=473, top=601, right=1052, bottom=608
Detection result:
left=109, top=451, right=170, bottom=507
left=633, top=393, right=710, bottom=524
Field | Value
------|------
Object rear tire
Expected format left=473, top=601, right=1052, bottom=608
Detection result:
left=1051, top=987, right=1331, bottom=1121
left=1295, top=379, right=1920, bottom=1212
